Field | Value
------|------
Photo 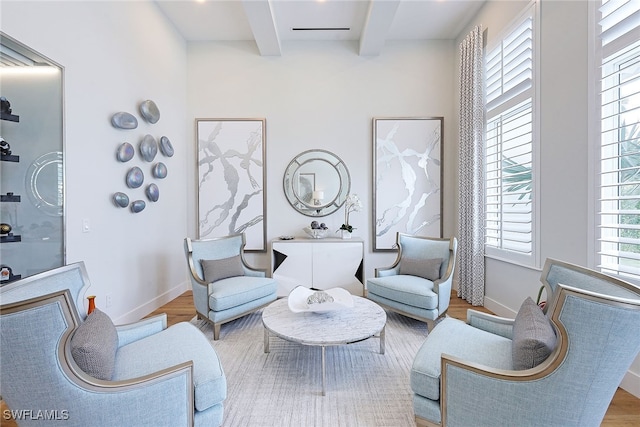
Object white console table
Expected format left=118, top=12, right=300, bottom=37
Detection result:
left=271, top=238, right=364, bottom=296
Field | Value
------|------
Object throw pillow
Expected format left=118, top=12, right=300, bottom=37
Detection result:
left=201, top=255, right=245, bottom=283
left=399, top=257, right=442, bottom=281
left=512, top=297, right=557, bottom=370
left=70, top=308, right=118, bottom=380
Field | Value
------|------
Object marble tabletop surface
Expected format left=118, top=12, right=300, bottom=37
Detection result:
left=262, top=296, right=386, bottom=346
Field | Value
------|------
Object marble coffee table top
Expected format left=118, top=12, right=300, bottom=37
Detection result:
left=262, top=295, right=386, bottom=346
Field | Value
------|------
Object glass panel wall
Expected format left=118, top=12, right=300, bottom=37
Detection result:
left=0, top=33, right=64, bottom=284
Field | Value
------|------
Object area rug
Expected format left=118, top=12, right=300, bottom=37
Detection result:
left=191, top=309, right=428, bottom=426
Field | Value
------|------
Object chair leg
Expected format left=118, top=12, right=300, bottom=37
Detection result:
left=415, top=415, right=440, bottom=427
left=425, top=318, right=436, bottom=333
left=213, top=323, right=221, bottom=341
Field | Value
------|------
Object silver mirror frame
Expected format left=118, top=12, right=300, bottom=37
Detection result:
left=283, top=149, right=350, bottom=217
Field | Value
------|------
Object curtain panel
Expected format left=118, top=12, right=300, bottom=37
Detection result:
left=457, top=26, right=485, bottom=306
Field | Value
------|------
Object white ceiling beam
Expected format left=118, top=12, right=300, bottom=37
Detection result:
left=359, top=0, right=401, bottom=57
left=242, top=0, right=281, bottom=56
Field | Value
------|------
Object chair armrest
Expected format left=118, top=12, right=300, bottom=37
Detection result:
left=244, top=266, right=266, bottom=278
left=116, top=314, right=168, bottom=347
left=239, top=249, right=268, bottom=278
left=64, top=355, right=196, bottom=425
left=433, top=277, right=453, bottom=314
left=375, top=264, right=400, bottom=277
left=466, top=309, right=514, bottom=339
left=440, top=341, right=564, bottom=426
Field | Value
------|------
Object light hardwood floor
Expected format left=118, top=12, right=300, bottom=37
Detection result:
left=146, top=290, right=640, bottom=426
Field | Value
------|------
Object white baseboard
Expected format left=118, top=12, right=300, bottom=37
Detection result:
left=483, top=297, right=640, bottom=399
left=620, top=368, right=640, bottom=398
left=114, top=281, right=190, bottom=325
left=483, top=296, right=517, bottom=318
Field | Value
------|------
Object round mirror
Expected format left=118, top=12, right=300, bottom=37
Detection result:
left=283, top=149, right=350, bottom=217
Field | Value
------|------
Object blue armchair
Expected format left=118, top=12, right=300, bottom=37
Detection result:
left=367, top=233, right=458, bottom=331
left=184, top=234, right=277, bottom=340
left=411, top=258, right=640, bottom=426
left=0, top=262, right=226, bottom=427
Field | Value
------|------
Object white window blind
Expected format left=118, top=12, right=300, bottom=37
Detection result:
left=485, top=8, right=535, bottom=261
left=597, top=0, right=640, bottom=280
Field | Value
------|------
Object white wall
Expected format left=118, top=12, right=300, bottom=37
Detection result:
left=1, top=1, right=189, bottom=323
left=457, top=0, right=638, bottom=398
left=186, top=39, right=457, bottom=278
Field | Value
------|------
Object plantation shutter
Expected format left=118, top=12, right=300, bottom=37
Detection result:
left=597, top=0, right=640, bottom=279
left=485, top=10, right=535, bottom=259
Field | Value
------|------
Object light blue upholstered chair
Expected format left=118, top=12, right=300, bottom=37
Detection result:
left=184, top=234, right=277, bottom=340
left=367, top=233, right=458, bottom=331
left=0, top=262, right=227, bottom=427
left=411, top=258, right=640, bottom=427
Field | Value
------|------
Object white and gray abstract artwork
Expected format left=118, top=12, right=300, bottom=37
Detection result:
left=374, top=118, right=443, bottom=251
left=197, top=119, right=266, bottom=251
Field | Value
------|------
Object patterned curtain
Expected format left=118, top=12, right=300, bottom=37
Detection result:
left=457, top=26, right=485, bottom=306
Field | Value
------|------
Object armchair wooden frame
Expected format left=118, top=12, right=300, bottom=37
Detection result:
left=372, top=234, right=457, bottom=331
left=1, top=285, right=198, bottom=426
left=185, top=234, right=275, bottom=340
left=415, top=258, right=640, bottom=427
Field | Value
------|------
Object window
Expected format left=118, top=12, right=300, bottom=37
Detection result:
left=484, top=4, right=537, bottom=265
left=596, top=0, right=640, bottom=281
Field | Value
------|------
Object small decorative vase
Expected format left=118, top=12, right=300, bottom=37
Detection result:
left=87, top=295, right=96, bottom=315
left=341, top=230, right=352, bottom=240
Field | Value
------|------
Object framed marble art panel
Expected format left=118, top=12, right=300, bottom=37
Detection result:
left=373, top=117, right=443, bottom=251
left=196, top=118, right=266, bottom=251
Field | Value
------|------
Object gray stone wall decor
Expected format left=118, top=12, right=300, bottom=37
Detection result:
left=110, top=100, right=173, bottom=213
left=111, top=112, right=138, bottom=129
left=139, top=100, right=160, bottom=124
left=113, top=192, right=129, bottom=208
left=139, top=134, right=158, bottom=162
left=116, top=142, right=134, bottom=162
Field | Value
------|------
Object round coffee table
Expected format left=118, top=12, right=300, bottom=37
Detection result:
left=262, top=295, right=386, bottom=395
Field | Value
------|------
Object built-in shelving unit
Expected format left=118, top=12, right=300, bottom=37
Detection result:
left=1, top=153, right=19, bottom=162
left=1, top=110, right=22, bottom=279
left=0, top=234, right=21, bottom=243
left=0, top=112, right=19, bottom=122
left=0, top=193, right=21, bottom=203
left=1, top=35, right=65, bottom=285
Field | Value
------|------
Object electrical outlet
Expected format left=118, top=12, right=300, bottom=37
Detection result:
left=105, top=293, right=112, bottom=308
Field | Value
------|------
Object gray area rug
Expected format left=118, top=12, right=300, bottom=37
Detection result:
left=191, top=309, right=428, bottom=426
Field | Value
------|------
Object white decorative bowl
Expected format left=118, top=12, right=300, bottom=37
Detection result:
left=287, top=286, right=354, bottom=313
left=303, top=227, right=330, bottom=239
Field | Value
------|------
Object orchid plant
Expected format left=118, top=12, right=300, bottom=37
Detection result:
left=338, top=193, right=362, bottom=233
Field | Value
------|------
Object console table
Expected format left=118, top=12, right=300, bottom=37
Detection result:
left=271, top=238, right=364, bottom=296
